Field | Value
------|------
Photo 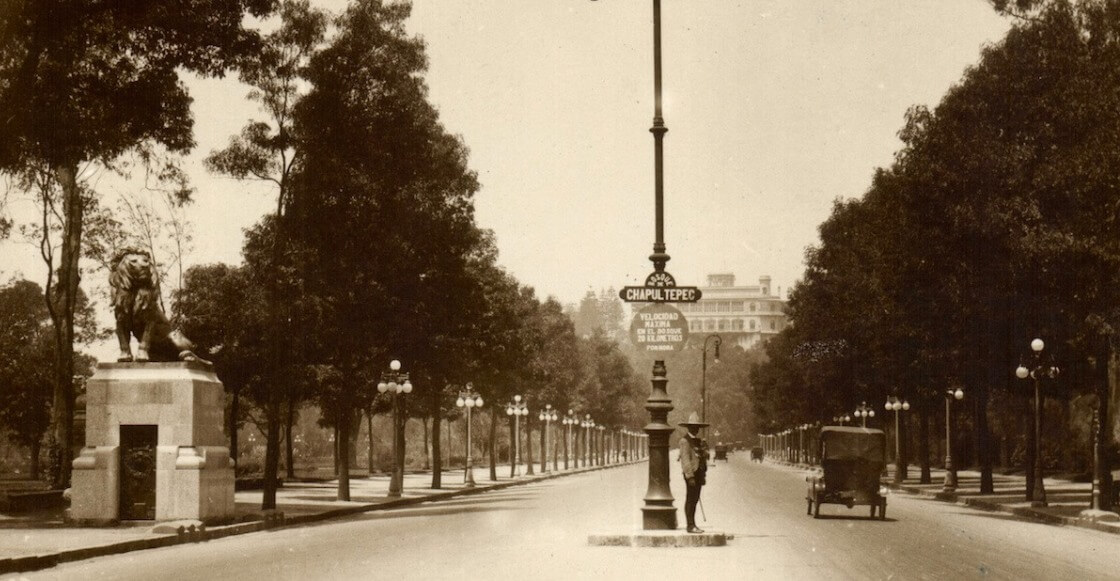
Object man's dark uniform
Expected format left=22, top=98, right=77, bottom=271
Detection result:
left=678, top=412, right=709, bottom=533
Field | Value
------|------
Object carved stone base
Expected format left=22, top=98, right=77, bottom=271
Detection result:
left=69, top=362, right=235, bottom=525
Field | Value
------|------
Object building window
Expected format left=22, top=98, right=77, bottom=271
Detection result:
left=770, top=321, right=776, bottom=330
left=733, top=319, right=744, bottom=331
left=718, top=301, right=731, bottom=312
left=749, top=319, right=756, bottom=331
left=704, top=301, right=717, bottom=313
left=705, top=319, right=715, bottom=331
left=750, top=303, right=757, bottom=312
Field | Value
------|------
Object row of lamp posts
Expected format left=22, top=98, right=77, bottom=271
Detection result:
left=357, top=374, right=644, bottom=493
left=759, top=337, right=1063, bottom=506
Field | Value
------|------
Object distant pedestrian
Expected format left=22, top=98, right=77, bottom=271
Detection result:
left=678, top=412, right=709, bottom=533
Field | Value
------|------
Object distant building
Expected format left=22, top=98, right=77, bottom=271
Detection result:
left=678, top=273, right=788, bottom=350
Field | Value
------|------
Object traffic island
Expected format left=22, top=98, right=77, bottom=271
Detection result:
left=587, top=530, right=728, bottom=547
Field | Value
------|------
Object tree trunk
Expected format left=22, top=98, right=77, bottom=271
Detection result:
left=563, top=425, right=569, bottom=470
left=285, top=397, right=296, bottom=480
left=431, top=409, right=442, bottom=489
left=395, top=409, right=406, bottom=486
left=540, top=419, right=547, bottom=472
left=1098, top=342, right=1118, bottom=511
left=899, top=409, right=909, bottom=481
left=977, top=382, right=993, bottom=494
left=29, top=439, right=41, bottom=480
left=262, top=397, right=282, bottom=509
left=48, top=163, right=81, bottom=490
left=230, top=384, right=240, bottom=463
left=525, top=416, right=534, bottom=476
left=337, top=405, right=351, bottom=501
left=367, top=407, right=374, bottom=475
left=1025, top=398, right=1035, bottom=501
left=508, top=414, right=516, bottom=478
left=422, top=416, right=430, bottom=471
left=919, top=406, right=931, bottom=483
left=489, top=408, right=497, bottom=481
left=333, top=425, right=339, bottom=476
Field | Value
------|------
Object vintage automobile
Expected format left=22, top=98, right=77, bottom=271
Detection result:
left=750, top=446, right=764, bottom=462
left=805, top=426, right=888, bottom=519
left=713, top=443, right=729, bottom=462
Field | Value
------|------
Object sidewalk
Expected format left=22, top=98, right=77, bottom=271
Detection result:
left=0, top=460, right=635, bottom=576
left=772, top=458, right=1120, bottom=534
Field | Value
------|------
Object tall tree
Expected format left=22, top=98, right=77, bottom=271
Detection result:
left=203, top=0, right=327, bottom=508
left=0, top=0, right=273, bottom=487
left=291, top=0, right=480, bottom=500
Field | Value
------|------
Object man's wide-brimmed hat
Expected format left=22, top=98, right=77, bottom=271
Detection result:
left=678, top=412, right=709, bottom=428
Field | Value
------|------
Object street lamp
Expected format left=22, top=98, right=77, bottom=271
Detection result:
left=582, top=414, right=595, bottom=467
left=539, top=404, right=558, bottom=472
left=563, top=410, right=578, bottom=470
left=505, top=395, right=528, bottom=477
left=1016, top=338, right=1060, bottom=507
left=885, top=396, right=910, bottom=484
left=833, top=414, right=851, bottom=426
left=942, top=387, right=965, bottom=492
left=377, top=359, right=412, bottom=497
left=455, top=384, right=484, bottom=487
left=600, top=425, right=609, bottom=465
left=701, top=334, right=722, bottom=427
left=854, top=402, right=875, bottom=427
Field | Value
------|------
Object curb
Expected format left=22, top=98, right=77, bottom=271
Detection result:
left=0, top=460, right=644, bottom=576
left=887, top=483, right=1120, bottom=535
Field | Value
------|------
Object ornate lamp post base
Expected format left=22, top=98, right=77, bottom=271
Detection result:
left=642, top=360, right=677, bottom=530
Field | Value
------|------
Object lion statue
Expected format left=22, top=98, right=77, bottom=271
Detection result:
left=110, top=248, right=207, bottom=364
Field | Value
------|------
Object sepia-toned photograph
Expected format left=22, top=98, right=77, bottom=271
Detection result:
left=1, top=1, right=1118, bottom=579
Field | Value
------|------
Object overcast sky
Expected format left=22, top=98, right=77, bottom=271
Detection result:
left=1, top=1, right=1012, bottom=311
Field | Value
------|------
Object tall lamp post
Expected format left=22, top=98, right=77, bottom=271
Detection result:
left=582, top=415, right=595, bottom=467
left=1015, top=338, right=1059, bottom=507
left=456, top=384, right=484, bottom=487
left=563, top=410, right=577, bottom=470
left=942, top=387, right=964, bottom=492
left=854, top=402, right=875, bottom=427
left=885, top=396, right=910, bottom=484
left=539, top=405, right=558, bottom=472
left=505, top=395, right=528, bottom=477
left=701, top=334, right=722, bottom=426
left=377, top=360, right=412, bottom=497
left=591, top=0, right=690, bottom=531
left=597, top=425, right=607, bottom=465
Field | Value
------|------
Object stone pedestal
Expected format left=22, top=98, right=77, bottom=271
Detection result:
left=69, top=362, right=235, bottom=525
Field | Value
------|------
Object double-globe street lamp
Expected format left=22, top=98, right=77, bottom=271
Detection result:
left=505, top=395, right=529, bottom=477
left=377, top=360, right=412, bottom=497
left=539, top=404, right=558, bottom=472
left=854, top=402, right=875, bottom=427
left=456, top=384, right=484, bottom=487
left=563, top=410, right=578, bottom=470
left=701, top=334, right=722, bottom=427
left=885, top=396, right=910, bottom=484
left=1015, top=338, right=1060, bottom=507
left=942, top=387, right=965, bottom=492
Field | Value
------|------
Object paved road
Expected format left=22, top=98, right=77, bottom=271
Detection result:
left=12, top=456, right=1118, bottom=580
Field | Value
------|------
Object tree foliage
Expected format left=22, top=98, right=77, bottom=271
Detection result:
left=752, top=1, right=1120, bottom=501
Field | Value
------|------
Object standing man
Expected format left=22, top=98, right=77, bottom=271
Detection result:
left=678, top=412, right=709, bottom=533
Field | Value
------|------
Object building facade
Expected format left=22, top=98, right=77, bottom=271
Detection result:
left=678, top=273, right=788, bottom=350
